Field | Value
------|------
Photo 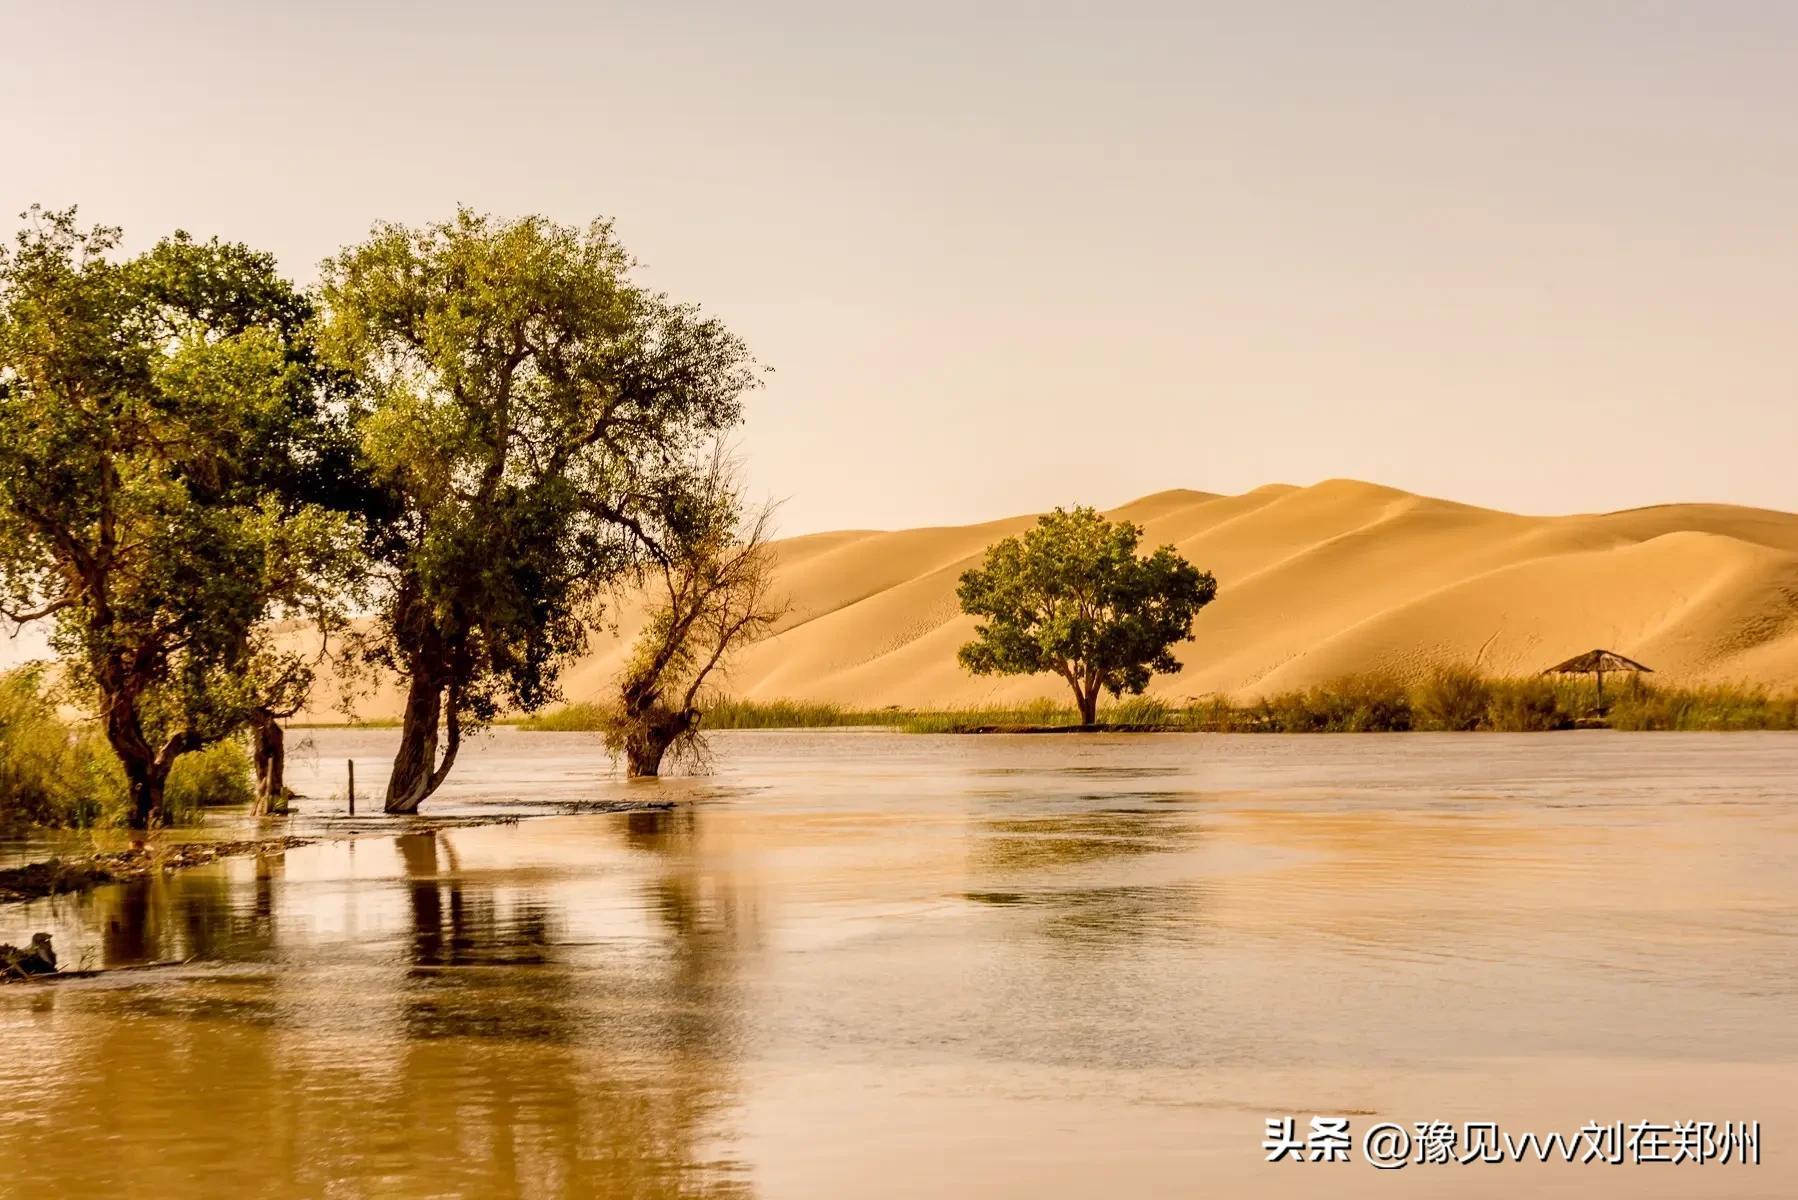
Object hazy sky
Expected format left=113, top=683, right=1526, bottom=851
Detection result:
left=5, top=1, right=1795, bottom=532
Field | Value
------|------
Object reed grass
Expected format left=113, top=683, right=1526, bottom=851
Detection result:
left=1605, top=684, right=1798, bottom=731
left=0, top=667, right=123, bottom=827
left=0, top=667, right=256, bottom=828
left=514, top=675, right=1798, bottom=736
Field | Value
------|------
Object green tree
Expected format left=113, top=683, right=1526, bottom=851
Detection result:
left=0, top=208, right=363, bottom=827
left=320, top=210, right=759, bottom=813
left=956, top=507, right=1216, bottom=724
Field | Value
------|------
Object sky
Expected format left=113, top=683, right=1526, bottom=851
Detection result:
left=4, top=0, right=1795, bottom=533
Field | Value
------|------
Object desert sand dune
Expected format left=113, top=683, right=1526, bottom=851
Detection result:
left=303, top=480, right=1798, bottom=719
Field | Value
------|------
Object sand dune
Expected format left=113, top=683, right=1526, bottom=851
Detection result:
left=308, top=480, right=1798, bottom=719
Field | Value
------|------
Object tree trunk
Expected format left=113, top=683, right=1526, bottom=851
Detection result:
left=622, top=709, right=695, bottom=778
left=626, top=733, right=671, bottom=778
left=1060, top=666, right=1102, bottom=727
left=386, top=676, right=443, bottom=814
left=250, top=709, right=285, bottom=815
left=98, top=687, right=169, bottom=829
left=125, top=765, right=169, bottom=829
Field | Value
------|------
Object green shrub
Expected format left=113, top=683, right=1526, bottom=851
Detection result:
left=165, top=740, right=256, bottom=813
left=1182, top=696, right=1245, bottom=731
left=1256, top=675, right=1414, bottom=732
left=0, top=667, right=125, bottom=827
left=519, top=698, right=906, bottom=731
left=1414, top=666, right=1493, bottom=731
left=1607, top=684, right=1798, bottom=731
left=1337, top=676, right=1416, bottom=734
left=1, top=667, right=255, bottom=827
left=701, top=698, right=893, bottom=729
left=510, top=679, right=1798, bottom=737
left=1481, top=678, right=1575, bottom=731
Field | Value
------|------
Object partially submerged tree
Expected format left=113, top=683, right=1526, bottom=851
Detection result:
left=607, top=456, right=782, bottom=777
left=956, top=507, right=1216, bottom=725
left=319, top=210, right=759, bottom=813
left=0, top=208, right=362, bottom=826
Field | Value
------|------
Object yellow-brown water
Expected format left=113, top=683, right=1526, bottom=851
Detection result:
left=2, top=731, right=1793, bottom=1198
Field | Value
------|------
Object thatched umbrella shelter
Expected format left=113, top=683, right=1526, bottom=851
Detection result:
left=1541, top=648, right=1653, bottom=712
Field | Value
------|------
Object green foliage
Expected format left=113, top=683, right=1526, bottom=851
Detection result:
left=699, top=698, right=882, bottom=730
left=1250, top=675, right=1415, bottom=732
left=1413, top=666, right=1494, bottom=731
left=1104, top=695, right=1174, bottom=726
left=0, top=666, right=250, bottom=828
left=515, top=702, right=612, bottom=731
left=320, top=209, right=759, bottom=807
left=165, top=740, right=256, bottom=812
left=896, top=700, right=1082, bottom=733
left=519, top=697, right=1089, bottom=732
left=0, top=667, right=121, bottom=827
left=514, top=679, right=1798, bottom=736
left=956, top=507, right=1217, bottom=723
left=1606, top=685, right=1798, bottom=731
left=0, top=207, right=361, bottom=825
left=1187, top=674, right=1798, bottom=733
left=1482, top=678, right=1575, bottom=731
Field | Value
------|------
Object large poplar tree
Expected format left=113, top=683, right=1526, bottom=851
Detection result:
left=320, top=210, right=758, bottom=813
left=0, top=208, right=362, bottom=826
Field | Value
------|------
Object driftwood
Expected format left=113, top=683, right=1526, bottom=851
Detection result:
left=5, top=956, right=199, bottom=985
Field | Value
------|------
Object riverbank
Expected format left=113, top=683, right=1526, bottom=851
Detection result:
left=0, top=801, right=677, bottom=909
left=508, top=676, right=1798, bottom=735
left=0, top=837, right=318, bottom=906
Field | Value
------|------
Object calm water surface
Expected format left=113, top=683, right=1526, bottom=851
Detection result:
left=2, top=730, right=1794, bottom=1198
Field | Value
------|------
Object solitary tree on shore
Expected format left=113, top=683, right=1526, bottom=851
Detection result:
left=320, top=210, right=759, bottom=813
left=955, top=507, right=1216, bottom=725
left=0, top=209, right=362, bottom=826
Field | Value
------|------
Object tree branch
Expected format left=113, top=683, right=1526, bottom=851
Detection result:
left=1, top=596, right=72, bottom=624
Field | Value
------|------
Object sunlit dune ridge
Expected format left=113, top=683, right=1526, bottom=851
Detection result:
left=307, top=480, right=1798, bottom=719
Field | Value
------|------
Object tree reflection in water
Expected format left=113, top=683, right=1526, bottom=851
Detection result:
left=0, top=814, right=758, bottom=1198
left=80, top=852, right=285, bottom=967
left=964, top=808, right=1211, bottom=946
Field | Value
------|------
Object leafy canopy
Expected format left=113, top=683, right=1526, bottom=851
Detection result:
left=956, top=507, right=1216, bottom=719
left=319, top=209, right=760, bottom=807
left=0, top=207, right=362, bottom=823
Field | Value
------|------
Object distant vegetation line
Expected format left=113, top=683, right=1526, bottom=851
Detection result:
left=518, top=672, right=1798, bottom=734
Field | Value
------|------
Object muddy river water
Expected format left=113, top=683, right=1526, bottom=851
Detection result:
left=2, top=730, right=1794, bottom=1197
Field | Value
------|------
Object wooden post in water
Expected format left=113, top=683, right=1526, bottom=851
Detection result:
left=347, top=759, right=355, bottom=817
